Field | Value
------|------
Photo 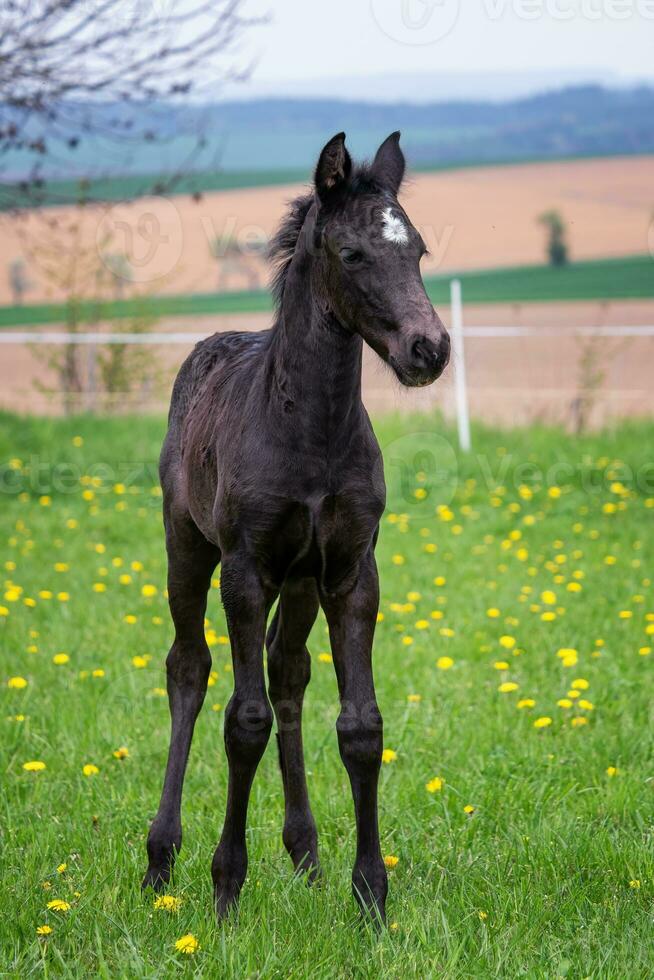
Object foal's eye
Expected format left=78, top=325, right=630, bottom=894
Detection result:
left=340, top=247, right=363, bottom=266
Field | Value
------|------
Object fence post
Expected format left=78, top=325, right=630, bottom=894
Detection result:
left=450, top=278, right=471, bottom=453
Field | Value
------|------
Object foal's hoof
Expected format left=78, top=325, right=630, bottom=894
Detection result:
left=141, top=865, right=171, bottom=892
left=352, top=867, right=388, bottom=929
left=292, top=854, right=322, bottom=886
left=214, top=880, right=242, bottom=921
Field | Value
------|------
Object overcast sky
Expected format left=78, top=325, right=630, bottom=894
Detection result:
left=230, top=0, right=654, bottom=97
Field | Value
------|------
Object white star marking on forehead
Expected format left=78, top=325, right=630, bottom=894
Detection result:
left=381, top=207, right=409, bottom=246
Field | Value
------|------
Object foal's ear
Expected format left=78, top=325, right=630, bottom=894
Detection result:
left=314, top=132, right=352, bottom=204
left=371, top=131, right=405, bottom=195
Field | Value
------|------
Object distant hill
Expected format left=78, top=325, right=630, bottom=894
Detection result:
left=2, top=84, right=654, bottom=203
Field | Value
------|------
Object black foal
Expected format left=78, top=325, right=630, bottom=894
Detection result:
left=143, top=131, right=450, bottom=924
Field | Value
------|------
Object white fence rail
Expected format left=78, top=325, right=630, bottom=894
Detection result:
left=2, top=326, right=654, bottom=344
left=1, top=281, right=653, bottom=441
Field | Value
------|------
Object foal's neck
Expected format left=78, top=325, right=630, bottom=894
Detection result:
left=268, top=225, right=364, bottom=441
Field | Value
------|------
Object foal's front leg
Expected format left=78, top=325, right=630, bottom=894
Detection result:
left=321, top=551, right=388, bottom=924
left=212, top=555, right=274, bottom=919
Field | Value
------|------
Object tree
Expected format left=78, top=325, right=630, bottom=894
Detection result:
left=0, top=0, right=261, bottom=208
left=537, top=210, right=569, bottom=267
left=209, top=231, right=267, bottom=291
left=8, top=258, right=32, bottom=304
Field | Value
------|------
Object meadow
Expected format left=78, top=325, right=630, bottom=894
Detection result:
left=1, top=411, right=653, bottom=977
left=1, top=255, right=652, bottom=328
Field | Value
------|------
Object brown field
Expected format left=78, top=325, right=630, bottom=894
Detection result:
left=1, top=155, right=654, bottom=306
left=3, top=299, right=653, bottom=427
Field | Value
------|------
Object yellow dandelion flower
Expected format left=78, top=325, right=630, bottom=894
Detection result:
left=7, top=676, right=28, bottom=689
left=141, top=584, right=157, bottom=598
left=533, top=716, right=552, bottom=729
left=174, top=934, right=199, bottom=955
left=392, top=554, right=405, bottom=566
left=52, top=653, right=69, bottom=665
left=493, top=661, right=509, bottom=670
left=113, top=746, right=129, bottom=760
left=557, top=699, right=573, bottom=709
left=436, top=656, right=454, bottom=670
left=578, top=699, right=594, bottom=711
left=407, top=693, right=422, bottom=703
left=57, top=863, right=67, bottom=874
left=426, top=776, right=444, bottom=793
left=464, top=804, right=475, bottom=814
left=154, top=895, right=182, bottom=912
left=517, top=698, right=536, bottom=709
left=92, top=582, right=106, bottom=593
left=606, top=766, right=620, bottom=777
left=629, top=879, right=641, bottom=889
left=318, top=652, right=332, bottom=664
left=46, top=899, right=70, bottom=912
left=381, top=749, right=398, bottom=764
left=498, top=682, right=519, bottom=693
left=499, top=635, right=516, bottom=649
left=23, top=760, right=46, bottom=772
left=384, top=855, right=399, bottom=868
left=82, top=764, right=99, bottom=777
left=36, top=925, right=52, bottom=935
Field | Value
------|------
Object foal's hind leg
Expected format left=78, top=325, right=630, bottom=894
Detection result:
left=142, top=514, right=219, bottom=890
left=266, top=578, right=321, bottom=881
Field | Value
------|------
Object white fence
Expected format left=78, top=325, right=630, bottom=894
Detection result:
left=1, top=280, right=653, bottom=436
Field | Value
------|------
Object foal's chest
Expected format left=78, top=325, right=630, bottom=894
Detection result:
left=223, top=479, right=385, bottom=592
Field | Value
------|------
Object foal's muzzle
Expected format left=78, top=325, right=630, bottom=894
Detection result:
left=392, top=328, right=451, bottom=388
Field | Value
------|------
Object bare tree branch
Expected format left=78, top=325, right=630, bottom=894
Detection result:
left=0, top=0, right=265, bottom=208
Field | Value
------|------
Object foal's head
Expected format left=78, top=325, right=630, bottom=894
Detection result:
left=311, top=131, right=450, bottom=387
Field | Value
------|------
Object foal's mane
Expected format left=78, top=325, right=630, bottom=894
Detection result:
left=267, top=192, right=314, bottom=308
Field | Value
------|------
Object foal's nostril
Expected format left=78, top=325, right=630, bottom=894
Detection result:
left=411, top=337, right=435, bottom=367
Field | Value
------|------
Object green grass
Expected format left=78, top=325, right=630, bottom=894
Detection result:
left=1, top=411, right=653, bottom=976
left=2, top=254, right=653, bottom=328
